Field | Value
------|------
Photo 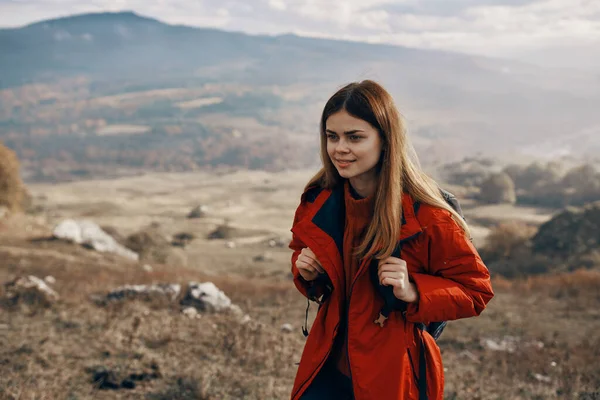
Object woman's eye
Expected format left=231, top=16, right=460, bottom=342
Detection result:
left=327, top=134, right=338, bottom=140
left=350, top=135, right=361, bottom=141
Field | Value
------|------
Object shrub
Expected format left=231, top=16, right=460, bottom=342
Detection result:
left=0, top=143, right=27, bottom=212
left=478, top=172, right=516, bottom=204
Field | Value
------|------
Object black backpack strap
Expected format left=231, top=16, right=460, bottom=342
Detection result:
left=301, top=274, right=333, bottom=337
left=439, top=188, right=465, bottom=220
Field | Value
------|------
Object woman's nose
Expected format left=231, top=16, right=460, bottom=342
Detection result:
left=336, top=139, right=350, bottom=153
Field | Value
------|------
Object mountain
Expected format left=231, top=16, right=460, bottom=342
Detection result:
left=1, top=11, right=600, bottom=181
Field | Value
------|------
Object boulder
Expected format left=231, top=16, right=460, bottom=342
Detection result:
left=171, top=232, right=195, bottom=248
left=187, top=205, right=209, bottom=219
left=180, top=282, right=234, bottom=313
left=207, top=224, right=237, bottom=240
left=53, top=220, right=138, bottom=261
left=532, top=201, right=600, bottom=261
left=2, top=275, right=59, bottom=308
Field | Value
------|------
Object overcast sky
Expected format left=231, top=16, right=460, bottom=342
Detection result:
left=1, top=0, right=599, bottom=65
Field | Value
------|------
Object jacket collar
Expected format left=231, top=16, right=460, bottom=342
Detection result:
left=300, top=184, right=423, bottom=257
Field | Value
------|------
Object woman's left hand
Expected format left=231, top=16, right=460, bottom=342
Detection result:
left=377, top=257, right=419, bottom=303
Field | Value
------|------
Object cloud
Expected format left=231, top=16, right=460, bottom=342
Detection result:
left=0, top=0, right=598, bottom=63
left=378, top=0, right=544, bottom=17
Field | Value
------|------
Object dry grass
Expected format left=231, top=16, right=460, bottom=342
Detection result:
left=2, top=234, right=599, bottom=400
left=0, top=237, right=303, bottom=400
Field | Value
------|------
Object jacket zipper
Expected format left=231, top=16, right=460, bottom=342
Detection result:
left=346, top=231, right=423, bottom=395
left=346, top=279, right=356, bottom=391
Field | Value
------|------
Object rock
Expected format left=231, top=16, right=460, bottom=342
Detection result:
left=90, top=366, right=121, bottom=390
left=100, top=225, right=128, bottom=247
left=253, top=252, right=274, bottom=262
left=208, top=224, right=237, bottom=240
left=281, top=323, right=293, bottom=333
left=533, top=201, right=600, bottom=262
left=3, top=275, right=59, bottom=308
left=240, top=314, right=252, bottom=324
left=180, top=282, right=235, bottom=313
left=105, top=284, right=181, bottom=303
left=480, top=336, right=519, bottom=353
left=142, top=264, right=153, bottom=272
left=187, top=205, right=209, bottom=219
left=268, top=237, right=288, bottom=248
left=44, top=275, right=56, bottom=284
left=480, top=336, right=544, bottom=353
left=88, top=363, right=161, bottom=391
left=229, top=304, right=244, bottom=317
left=533, top=373, right=552, bottom=383
left=182, top=307, right=200, bottom=319
left=171, top=232, right=195, bottom=248
left=53, top=220, right=138, bottom=261
left=0, top=206, right=7, bottom=219
left=225, top=241, right=236, bottom=249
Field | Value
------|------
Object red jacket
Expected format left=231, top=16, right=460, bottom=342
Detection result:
left=289, top=185, right=494, bottom=400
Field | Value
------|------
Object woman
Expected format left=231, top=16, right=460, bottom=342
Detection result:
left=289, top=80, right=494, bottom=400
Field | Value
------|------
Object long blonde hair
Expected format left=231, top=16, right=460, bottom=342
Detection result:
left=304, top=80, right=470, bottom=260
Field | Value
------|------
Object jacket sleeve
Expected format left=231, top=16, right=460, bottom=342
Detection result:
left=289, top=202, right=327, bottom=301
left=404, top=217, right=494, bottom=324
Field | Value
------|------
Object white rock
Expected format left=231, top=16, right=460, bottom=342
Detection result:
left=142, top=264, right=153, bottom=272
left=182, top=307, right=200, bottom=319
left=480, top=336, right=519, bottom=353
left=480, top=336, right=543, bottom=353
left=230, top=304, right=244, bottom=317
left=533, top=373, right=551, bottom=383
left=240, top=314, right=252, bottom=324
left=180, top=281, right=234, bottom=313
left=44, top=275, right=56, bottom=285
left=53, top=219, right=139, bottom=261
left=281, top=323, right=293, bottom=333
left=225, top=241, right=236, bottom=249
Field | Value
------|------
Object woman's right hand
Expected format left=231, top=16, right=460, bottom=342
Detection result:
left=296, top=247, right=325, bottom=281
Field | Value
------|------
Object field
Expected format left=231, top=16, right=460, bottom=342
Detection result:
left=1, top=169, right=599, bottom=399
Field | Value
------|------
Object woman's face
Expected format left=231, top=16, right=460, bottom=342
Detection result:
left=325, top=109, right=383, bottom=181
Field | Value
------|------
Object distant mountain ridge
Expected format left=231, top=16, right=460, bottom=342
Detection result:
left=1, top=11, right=599, bottom=180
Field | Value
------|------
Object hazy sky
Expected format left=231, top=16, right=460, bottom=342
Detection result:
left=1, top=0, right=599, bottom=63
